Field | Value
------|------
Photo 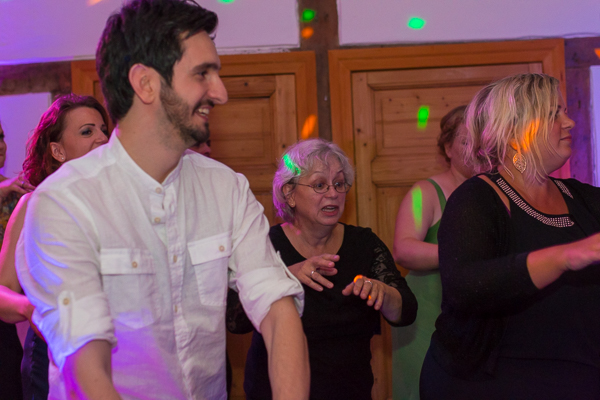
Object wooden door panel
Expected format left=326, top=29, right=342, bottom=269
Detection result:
left=331, top=40, right=566, bottom=400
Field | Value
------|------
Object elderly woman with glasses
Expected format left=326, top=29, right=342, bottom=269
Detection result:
left=233, top=138, right=417, bottom=400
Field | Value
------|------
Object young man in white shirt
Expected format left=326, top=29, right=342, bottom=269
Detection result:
left=16, top=1, right=309, bottom=399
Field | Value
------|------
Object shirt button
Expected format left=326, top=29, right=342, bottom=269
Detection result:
left=174, top=305, right=178, bottom=313
left=155, top=187, right=162, bottom=194
left=63, top=298, right=70, bottom=306
left=132, top=261, right=138, bottom=268
left=219, top=245, right=225, bottom=252
left=154, top=217, right=161, bottom=223
left=173, top=255, right=177, bottom=263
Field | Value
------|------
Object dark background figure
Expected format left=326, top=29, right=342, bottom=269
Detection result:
left=0, top=118, right=33, bottom=400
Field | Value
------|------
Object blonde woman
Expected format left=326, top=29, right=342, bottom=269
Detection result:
left=420, top=73, right=600, bottom=399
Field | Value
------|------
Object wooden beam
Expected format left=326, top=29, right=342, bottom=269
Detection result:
left=0, top=61, right=71, bottom=99
left=297, top=0, right=339, bottom=140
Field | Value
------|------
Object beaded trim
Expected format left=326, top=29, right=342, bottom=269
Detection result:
left=554, top=180, right=573, bottom=199
left=496, top=177, right=574, bottom=228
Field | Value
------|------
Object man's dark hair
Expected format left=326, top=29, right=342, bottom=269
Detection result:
left=96, top=0, right=218, bottom=123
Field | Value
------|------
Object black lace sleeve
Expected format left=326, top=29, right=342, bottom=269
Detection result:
left=226, top=288, right=255, bottom=334
left=369, top=233, right=417, bottom=327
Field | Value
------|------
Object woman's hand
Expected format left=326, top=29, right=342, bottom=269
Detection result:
left=342, top=275, right=388, bottom=311
left=288, top=254, right=339, bottom=292
left=528, top=232, right=600, bottom=290
left=0, top=174, right=34, bottom=199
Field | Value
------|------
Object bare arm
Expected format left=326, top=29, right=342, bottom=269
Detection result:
left=260, top=296, right=309, bottom=400
left=63, top=340, right=121, bottom=400
left=0, top=194, right=34, bottom=323
left=393, top=181, right=439, bottom=271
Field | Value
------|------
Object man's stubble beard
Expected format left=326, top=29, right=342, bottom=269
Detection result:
left=159, top=83, right=210, bottom=147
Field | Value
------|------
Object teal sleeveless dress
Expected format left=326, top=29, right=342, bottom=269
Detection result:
left=392, top=179, right=446, bottom=400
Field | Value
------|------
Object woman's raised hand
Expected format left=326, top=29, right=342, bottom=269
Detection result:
left=288, top=254, right=339, bottom=292
left=342, top=275, right=388, bottom=311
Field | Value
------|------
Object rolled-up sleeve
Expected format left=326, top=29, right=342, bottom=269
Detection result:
left=227, top=174, right=304, bottom=333
left=16, top=189, right=116, bottom=370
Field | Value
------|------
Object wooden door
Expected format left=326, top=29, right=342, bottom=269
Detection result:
left=72, top=51, right=318, bottom=400
left=330, top=39, right=566, bottom=400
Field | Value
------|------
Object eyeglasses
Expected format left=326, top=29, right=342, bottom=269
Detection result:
left=296, top=181, right=351, bottom=194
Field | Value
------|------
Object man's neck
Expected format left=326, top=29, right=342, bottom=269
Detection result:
left=115, top=108, right=188, bottom=184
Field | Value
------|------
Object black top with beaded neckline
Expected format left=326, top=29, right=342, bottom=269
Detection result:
left=430, top=174, right=600, bottom=379
left=489, top=173, right=574, bottom=228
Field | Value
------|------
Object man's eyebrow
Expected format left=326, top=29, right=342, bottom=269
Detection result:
left=192, top=62, right=221, bottom=74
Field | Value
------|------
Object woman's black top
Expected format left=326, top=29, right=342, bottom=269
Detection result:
left=430, top=174, right=600, bottom=379
left=235, top=223, right=417, bottom=400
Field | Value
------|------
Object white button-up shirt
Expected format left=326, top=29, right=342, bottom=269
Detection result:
left=16, top=134, right=304, bottom=399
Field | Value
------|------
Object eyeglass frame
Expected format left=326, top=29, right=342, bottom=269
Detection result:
left=294, top=181, right=351, bottom=194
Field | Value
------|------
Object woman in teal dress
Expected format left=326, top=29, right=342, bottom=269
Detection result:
left=391, top=106, right=473, bottom=400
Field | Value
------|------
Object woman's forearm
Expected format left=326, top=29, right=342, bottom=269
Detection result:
left=380, top=286, right=403, bottom=324
left=0, top=285, right=33, bottom=324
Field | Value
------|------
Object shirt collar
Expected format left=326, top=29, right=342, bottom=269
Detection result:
left=108, top=131, right=184, bottom=192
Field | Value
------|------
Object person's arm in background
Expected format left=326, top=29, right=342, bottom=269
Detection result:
left=260, top=297, right=309, bottom=400
left=0, top=194, right=34, bottom=324
left=393, top=180, right=439, bottom=271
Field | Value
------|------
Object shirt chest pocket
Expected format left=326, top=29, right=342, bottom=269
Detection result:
left=187, top=232, right=232, bottom=307
left=100, top=249, right=160, bottom=330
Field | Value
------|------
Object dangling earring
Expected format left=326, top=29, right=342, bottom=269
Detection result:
left=513, top=152, right=526, bottom=173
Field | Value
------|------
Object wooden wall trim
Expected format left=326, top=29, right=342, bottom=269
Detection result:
left=329, top=39, right=566, bottom=225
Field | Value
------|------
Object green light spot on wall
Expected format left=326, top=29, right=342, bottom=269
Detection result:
left=408, top=17, right=426, bottom=30
left=301, top=9, right=316, bottom=23
left=411, top=187, right=423, bottom=231
left=283, top=154, right=302, bottom=176
left=417, top=106, right=430, bottom=130
left=218, top=0, right=235, bottom=3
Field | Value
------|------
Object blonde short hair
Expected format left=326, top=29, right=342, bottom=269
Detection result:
left=464, top=73, right=560, bottom=182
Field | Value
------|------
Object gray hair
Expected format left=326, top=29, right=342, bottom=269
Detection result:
left=273, top=138, right=355, bottom=223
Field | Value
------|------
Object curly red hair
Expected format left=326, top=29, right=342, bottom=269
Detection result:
left=23, top=94, right=109, bottom=186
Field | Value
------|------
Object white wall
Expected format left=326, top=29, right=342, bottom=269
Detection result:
left=338, top=0, right=600, bottom=45
left=0, top=0, right=299, bottom=65
left=0, top=93, right=52, bottom=178
left=591, top=66, right=600, bottom=186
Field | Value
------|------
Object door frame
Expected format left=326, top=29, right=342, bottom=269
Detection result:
left=329, top=39, right=566, bottom=226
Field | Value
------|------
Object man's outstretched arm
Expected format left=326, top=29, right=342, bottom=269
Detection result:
left=63, top=340, right=121, bottom=400
left=260, top=296, right=309, bottom=400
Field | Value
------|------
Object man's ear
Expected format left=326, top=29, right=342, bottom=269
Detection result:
left=128, top=64, right=160, bottom=105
